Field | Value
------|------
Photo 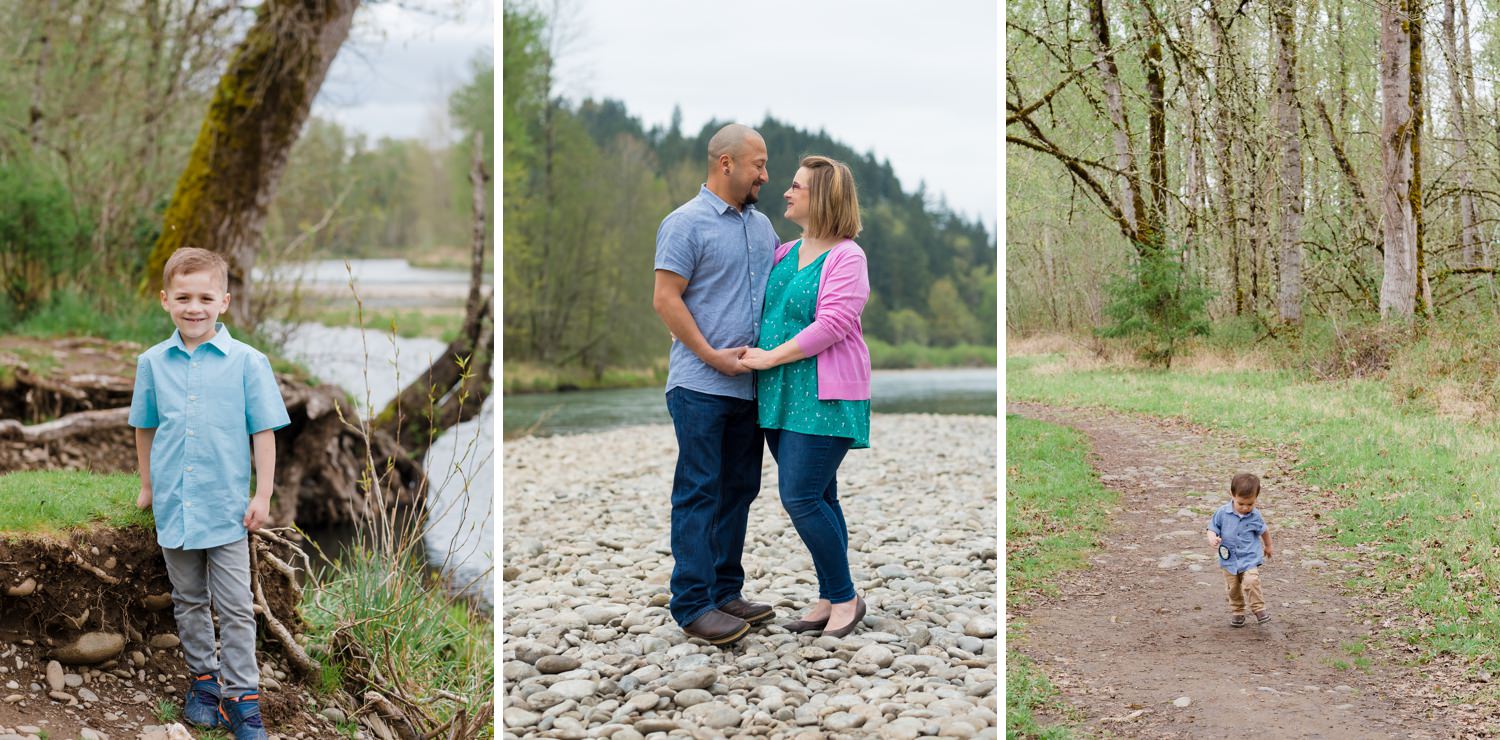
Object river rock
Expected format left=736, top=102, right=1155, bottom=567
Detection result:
left=45, top=660, right=64, bottom=692
left=534, top=654, right=581, bottom=674
left=550, top=679, right=598, bottom=700
left=668, top=667, right=717, bottom=691
left=5, top=578, right=36, bottom=597
left=634, top=718, right=678, bottom=734
left=51, top=632, right=124, bottom=664
left=965, top=618, right=997, bottom=638
left=684, top=702, right=743, bottom=730
left=79, top=686, right=99, bottom=702
left=674, top=688, right=713, bottom=707
left=853, top=643, right=896, bottom=670
left=148, top=634, right=181, bottom=649
left=503, top=706, right=540, bottom=728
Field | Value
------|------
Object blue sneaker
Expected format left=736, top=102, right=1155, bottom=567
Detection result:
left=219, top=692, right=268, bottom=740
left=182, top=673, right=221, bottom=728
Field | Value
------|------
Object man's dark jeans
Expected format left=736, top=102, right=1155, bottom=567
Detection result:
left=665, top=386, right=764, bottom=627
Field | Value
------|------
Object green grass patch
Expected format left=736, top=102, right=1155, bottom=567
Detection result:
left=867, top=338, right=997, bottom=369
left=1008, top=355, right=1500, bottom=672
left=1006, top=415, right=1116, bottom=737
left=303, top=541, right=492, bottom=734
left=297, top=302, right=464, bottom=342
left=502, top=361, right=667, bottom=394
left=6, top=286, right=164, bottom=346
left=0, top=472, right=152, bottom=534
left=1007, top=415, right=1118, bottom=601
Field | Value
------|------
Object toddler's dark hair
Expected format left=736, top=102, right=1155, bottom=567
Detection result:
left=1231, top=473, right=1261, bottom=499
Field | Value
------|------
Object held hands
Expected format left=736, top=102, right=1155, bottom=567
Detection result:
left=739, top=348, right=776, bottom=371
left=708, top=347, right=750, bottom=376
left=243, top=495, right=271, bottom=532
left=136, top=486, right=152, bottom=510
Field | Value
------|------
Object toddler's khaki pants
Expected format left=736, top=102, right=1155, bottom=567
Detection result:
left=1223, top=567, right=1264, bottom=614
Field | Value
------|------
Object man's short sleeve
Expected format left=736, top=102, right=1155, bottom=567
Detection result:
left=244, top=353, right=291, bottom=435
left=128, top=357, right=158, bottom=429
left=654, top=213, right=697, bottom=281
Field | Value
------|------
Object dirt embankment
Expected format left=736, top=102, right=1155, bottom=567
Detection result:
left=0, top=525, right=333, bottom=739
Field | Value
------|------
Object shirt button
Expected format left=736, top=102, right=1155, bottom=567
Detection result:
left=188, top=395, right=197, bottom=401
left=184, top=502, right=192, bottom=508
left=187, top=430, right=195, bottom=437
left=186, top=466, right=193, bottom=472
left=192, top=362, right=199, bottom=368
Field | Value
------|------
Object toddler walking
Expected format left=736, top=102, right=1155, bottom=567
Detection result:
left=1205, top=473, right=1274, bottom=627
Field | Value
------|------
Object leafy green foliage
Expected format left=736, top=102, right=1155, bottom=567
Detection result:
left=0, top=159, right=91, bottom=316
left=1098, top=246, right=1212, bottom=368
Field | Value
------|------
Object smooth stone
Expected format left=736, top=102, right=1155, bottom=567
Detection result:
left=826, top=711, right=866, bottom=731
left=52, top=631, right=125, bottom=665
left=881, top=717, right=926, bottom=739
left=549, top=679, right=598, bottom=701
left=535, top=655, right=581, bottom=674
left=50, top=689, right=78, bottom=704
left=634, top=718, right=678, bottom=733
left=667, top=667, right=717, bottom=691
left=5, top=578, right=36, bottom=597
left=46, top=660, right=64, bottom=692
left=148, top=634, right=181, bottom=649
left=684, top=702, right=743, bottom=730
left=511, top=641, right=555, bottom=664
left=550, top=716, right=587, bottom=739
left=1174, top=696, right=1191, bottom=708
left=321, top=707, right=347, bottom=723
left=142, top=593, right=173, bottom=611
left=79, top=730, right=105, bottom=740
left=503, top=660, right=539, bottom=681
left=577, top=605, right=625, bottom=625
left=956, top=636, right=983, bottom=653
left=674, top=688, right=712, bottom=707
left=64, top=673, right=84, bottom=687
left=964, top=619, right=997, bottom=639
left=876, top=564, right=911, bottom=579
left=78, top=686, right=99, bottom=702
left=853, top=644, right=896, bottom=669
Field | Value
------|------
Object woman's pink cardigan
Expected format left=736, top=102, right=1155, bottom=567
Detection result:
left=773, top=239, right=872, bottom=401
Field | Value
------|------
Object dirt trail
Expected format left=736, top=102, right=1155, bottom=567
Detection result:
left=1008, top=402, right=1476, bottom=738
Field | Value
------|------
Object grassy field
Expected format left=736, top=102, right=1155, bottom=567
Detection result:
left=1006, top=415, right=1117, bottom=737
left=1009, top=353, right=1500, bottom=687
left=0, top=471, right=152, bottom=534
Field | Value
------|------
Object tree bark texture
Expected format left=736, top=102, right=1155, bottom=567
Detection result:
left=1442, top=0, right=1479, bottom=267
left=144, top=0, right=360, bottom=326
left=1087, top=0, right=1144, bottom=241
left=1272, top=0, right=1303, bottom=323
left=1380, top=0, right=1417, bottom=318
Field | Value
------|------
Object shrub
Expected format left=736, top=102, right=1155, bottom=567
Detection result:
left=1097, top=245, right=1211, bottom=368
left=0, top=159, right=92, bottom=317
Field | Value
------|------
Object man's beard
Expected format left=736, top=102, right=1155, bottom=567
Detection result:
left=743, top=187, right=759, bottom=206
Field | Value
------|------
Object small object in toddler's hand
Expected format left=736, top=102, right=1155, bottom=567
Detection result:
left=1218, top=545, right=1230, bottom=561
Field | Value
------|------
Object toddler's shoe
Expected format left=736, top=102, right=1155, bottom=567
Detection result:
left=1254, top=610, right=1271, bottom=624
left=182, top=672, right=222, bottom=728
left=1229, top=614, right=1246, bottom=628
left=219, top=693, right=268, bottom=740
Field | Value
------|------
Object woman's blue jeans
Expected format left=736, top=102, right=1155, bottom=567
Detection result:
left=764, top=428, right=856, bottom=604
left=665, top=387, right=764, bottom=627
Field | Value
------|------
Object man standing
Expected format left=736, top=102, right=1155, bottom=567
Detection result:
left=653, top=123, right=779, bottom=645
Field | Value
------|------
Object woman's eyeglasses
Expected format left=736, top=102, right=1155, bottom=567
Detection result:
left=789, top=182, right=809, bottom=191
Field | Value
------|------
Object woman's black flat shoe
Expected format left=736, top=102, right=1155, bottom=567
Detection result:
left=822, top=596, right=866, bottom=639
left=784, top=616, right=829, bottom=633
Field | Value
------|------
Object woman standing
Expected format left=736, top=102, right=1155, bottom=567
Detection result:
left=739, top=155, right=871, bottom=638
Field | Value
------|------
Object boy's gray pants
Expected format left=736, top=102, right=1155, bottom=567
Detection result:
left=160, top=537, right=259, bottom=695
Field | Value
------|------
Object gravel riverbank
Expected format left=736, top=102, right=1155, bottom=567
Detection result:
left=501, top=414, right=998, bottom=739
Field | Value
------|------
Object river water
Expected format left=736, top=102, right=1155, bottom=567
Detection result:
left=264, top=258, right=492, bottom=607
left=503, top=367, right=998, bottom=437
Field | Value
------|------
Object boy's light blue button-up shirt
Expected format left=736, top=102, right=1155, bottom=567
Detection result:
left=128, top=323, right=290, bottom=550
left=1208, top=502, right=1267, bottom=575
left=655, top=184, right=778, bottom=400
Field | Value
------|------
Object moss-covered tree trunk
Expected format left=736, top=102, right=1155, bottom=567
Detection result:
left=144, top=0, right=359, bottom=326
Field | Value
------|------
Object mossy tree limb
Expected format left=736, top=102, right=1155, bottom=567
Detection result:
left=144, top=0, right=360, bottom=326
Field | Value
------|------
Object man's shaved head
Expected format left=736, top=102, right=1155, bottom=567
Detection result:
left=707, top=123, right=764, bottom=164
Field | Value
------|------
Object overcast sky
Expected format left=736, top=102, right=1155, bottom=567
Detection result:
left=552, top=0, right=997, bottom=233
left=312, top=1, right=494, bottom=146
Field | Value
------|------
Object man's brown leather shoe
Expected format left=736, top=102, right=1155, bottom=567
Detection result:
left=718, top=598, right=774, bottom=624
left=683, top=609, right=750, bottom=646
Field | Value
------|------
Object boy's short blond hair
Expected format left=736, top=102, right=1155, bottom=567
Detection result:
left=800, top=155, right=862, bottom=241
left=163, top=247, right=230, bottom=292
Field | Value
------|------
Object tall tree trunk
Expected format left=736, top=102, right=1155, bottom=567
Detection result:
left=1409, top=0, right=1431, bottom=316
left=144, top=0, right=361, bottom=326
left=1273, top=0, right=1303, bottom=323
left=1207, top=4, right=1245, bottom=315
left=1087, top=0, right=1144, bottom=242
left=1380, top=0, right=1417, bottom=318
left=1442, top=0, right=1478, bottom=267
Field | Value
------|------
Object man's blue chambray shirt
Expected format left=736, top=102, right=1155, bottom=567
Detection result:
left=128, top=323, right=290, bottom=550
left=655, top=184, right=778, bottom=400
left=1208, top=502, right=1267, bottom=575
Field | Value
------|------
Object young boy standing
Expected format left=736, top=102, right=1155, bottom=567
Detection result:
left=128, top=247, right=289, bottom=739
left=1206, top=473, right=1274, bottom=627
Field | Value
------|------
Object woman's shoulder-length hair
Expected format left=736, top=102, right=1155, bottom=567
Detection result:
left=800, top=155, right=861, bottom=241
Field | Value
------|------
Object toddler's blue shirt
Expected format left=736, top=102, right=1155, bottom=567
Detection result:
left=1208, top=502, right=1266, bottom=575
left=128, top=323, right=290, bottom=550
